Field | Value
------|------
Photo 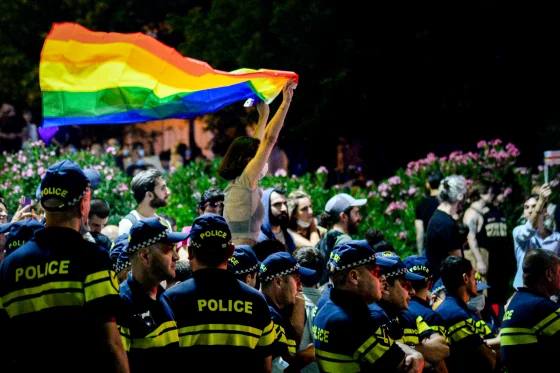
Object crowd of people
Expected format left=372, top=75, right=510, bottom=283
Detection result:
left=1, top=80, right=560, bottom=373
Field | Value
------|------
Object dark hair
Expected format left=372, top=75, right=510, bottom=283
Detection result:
left=175, top=260, right=192, bottom=282
left=293, top=246, right=325, bottom=287
left=523, top=249, right=560, bottom=288
left=197, top=187, right=225, bottom=210
left=364, top=228, right=394, bottom=252
left=159, top=150, right=171, bottom=162
left=217, top=136, right=260, bottom=181
left=466, top=180, right=491, bottom=203
left=441, top=256, right=473, bottom=292
left=427, top=170, right=443, bottom=190
left=133, top=142, right=144, bottom=150
left=190, top=241, right=233, bottom=267
left=317, top=205, right=353, bottom=229
left=130, top=169, right=163, bottom=204
left=89, top=198, right=110, bottom=219
left=252, top=239, right=286, bottom=262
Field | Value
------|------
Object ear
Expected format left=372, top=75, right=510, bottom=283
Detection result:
left=462, top=272, right=469, bottom=285
left=79, top=190, right=92, bottom=218
left=187, top=246, right=194, bottom=260
left=139, top=248, right=151, bottom=264
left=349, top=269, right=359, bottom=285
left=273, top=276, right=283, bottom=290
left=545, top=268, right=554, bottom=282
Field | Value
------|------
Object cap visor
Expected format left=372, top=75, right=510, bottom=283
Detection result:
left=351, top=198, right=367, bottom=207
left=83, top=169, right=101, bottom=187
left=298, top=266, right=316, bottom=277
left=405, top=272, right=426, bottom=281
left=166, top=231, right=190, bottom=243
left=477, top=283, right=491, bottom=291
left=376, top=257, right=397, bottom=267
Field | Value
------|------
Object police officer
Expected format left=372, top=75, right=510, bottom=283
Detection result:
left=118, top=217, right=183, bottom=373
left=500, top=248, right=560, bottom=373
left=228, top=244, right=260, bottom=288
left=436, top=256, right=497, bottom=373
left=403, top=255, right=447, bottom=337
left=378, top=252, right=449, bottom=372
left=0, top=160, right=129, bottom=373
left=161, top=213, right=276, bottom=372
left=259, top=251, right=317, bottom=372
left=312, top=240, right=424, bottom=373
left=0, top=218, right=45, bottom=258
left=110, top=233, right=132, bottom=283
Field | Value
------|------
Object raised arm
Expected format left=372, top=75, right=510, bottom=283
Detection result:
left=530, top=183, right=551, bottom=229
left=245, top=80, right=296, bottom=189
left=252, top=102, right=270, bottom=141
left=415, top=219, right=425, bottom=255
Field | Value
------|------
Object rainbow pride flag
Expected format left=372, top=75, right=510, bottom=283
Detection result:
left=39, top=22, right=298, bottom=128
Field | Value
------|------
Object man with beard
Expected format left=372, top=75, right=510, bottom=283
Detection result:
left=87, top=198, right=112, bottom=250
left=117, top=217, right=183, bottom=373
left=118, top=169, right=172, bottom=236
left=259, top=188, right=296, bottom=254
left=315, top=193, right=367, bottom=285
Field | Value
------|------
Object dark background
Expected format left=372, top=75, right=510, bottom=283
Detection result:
left=1, top=1, right=559, bottom=182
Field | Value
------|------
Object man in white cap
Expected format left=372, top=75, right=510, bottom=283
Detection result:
left=316, top=193, right=367, bottom=285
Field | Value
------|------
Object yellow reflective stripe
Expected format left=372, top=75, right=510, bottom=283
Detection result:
left=402, top=328, right=420, bottom=346
left=430, top=325, right=447, bottom=337
left=257, top=320, right=275, bottom=347
left=500, top=327, right=538, bottom=346
left=0, top=281, right=84, bottom=318
left=84, top=270, right=119, bottom=302
left=178, top=323, right=263, bottom=348
left=474, top=319, right=492, bottom=337
left=534, top=309, right=560, bottom=337
left=354, top=326, right=392, bottom=364
left=119, top=326, right=131, bottom=351
left=286, top=337, right=297, bottom=355
left=274, top=323, right=289, bottom=345
left=447, top=320, right=474, bottom=343
left=130, top=321, right=179, bottom=349
left=315, top=348, right=360, bottom=373
left=415, top=316, right=431, bottom=335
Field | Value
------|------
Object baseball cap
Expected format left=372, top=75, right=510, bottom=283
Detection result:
left=228, top=245, right=260, bottom=274
left=259, top=252, right=315, bottom=282
left=0, top=218, right=45, bottom=256
left=128, top=217, right=188, bottom=254
left=110, top=233, right=131, bottom=273
left=188, top=213, right=232, bottom=250
left=475, top=272, right=491, bottom=292
left=39, top=160, right=100, bottom=211
left=328, top=240, right=397, bottom=272
left=432, top=278, right=446, bottom=294
left=377, top=251, right=426, bottom=281
left=403, top=255, right=433, bottom=280
left=325, top=193, right=367, bottom=215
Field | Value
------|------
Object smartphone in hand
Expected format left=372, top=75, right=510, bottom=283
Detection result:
left=19, top=196, right=33, bottom=209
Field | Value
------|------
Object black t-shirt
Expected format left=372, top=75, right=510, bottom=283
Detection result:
left=415, top=196, right=440, bottom=229
left=0, top=115, right=26, bottom=153
left=426, top=209, right=463, bottom=280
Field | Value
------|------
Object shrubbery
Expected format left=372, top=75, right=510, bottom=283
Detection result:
left=1, top=139, right=557, bottom=258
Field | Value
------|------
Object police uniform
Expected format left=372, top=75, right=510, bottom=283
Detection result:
left=117, top=218, right=183, bottom=373
left=161, top=214, right=276, bottom=372
left=313, top=241, right=405, bottom=372
left=0, top=160, right=120, bottom=373
left=259, top=251, right=316, bottom=365
left=436, top=295, right=495, bottom=373
left=500, top=288, right=560, bottom=373
left=0, top=218, right=44, bottom=257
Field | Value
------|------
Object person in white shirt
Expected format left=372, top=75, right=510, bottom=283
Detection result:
left=118, top=169, right=171, bottom=235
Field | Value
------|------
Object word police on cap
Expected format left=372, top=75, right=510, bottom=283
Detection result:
left=199, top=230, right=227, bottom=240
left=41, top=188, right=68, bottom=197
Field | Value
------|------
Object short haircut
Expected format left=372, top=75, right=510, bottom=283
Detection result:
left=293, top=246, right=324, bottom=287
left=438, top=175, right=467, bottom=204
left=427, top=170, right=443, bottom=190
left=130, top=169, right=162, bottom=204
left=523, top=249, right=560, bottom=288
left=364, top=228, right=394, bottom=252
left=189, top=241, right=232, bottom=267
left=252, top=239, right=286, bottom=262
left=331, top=267, right=352, bottom=288
left=197, top=187, right=225, bottom=210
left=174, top=260, right=192, bottom=282
left=89, top=198, right=110, bottom=219
left=466, top=180, right=491, bottom=203
left=441, top=255, right=473, bottom=292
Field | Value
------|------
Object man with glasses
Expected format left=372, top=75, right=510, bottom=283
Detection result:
left=312, top=240, right=424, bottom=373
left=196, top=187, right=225, bottom=216
left=377, top=252, right=450, bottom=372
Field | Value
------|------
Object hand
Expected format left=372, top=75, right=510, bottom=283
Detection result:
left=476, top=261, right=487, bottom=276
left=405, top=352, right=425, bottom=373
left=540, top=183, right=552, bottom=202
left=256, top=101, right=270, bottom=119
left=298, top=343, right=316, bottom=366
left=11, top=204, right=34, bottom=223
left=282, top=79, right=296, bottom=104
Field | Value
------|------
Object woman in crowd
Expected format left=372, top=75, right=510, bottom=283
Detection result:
left=287, top=190, right=326, bottom=250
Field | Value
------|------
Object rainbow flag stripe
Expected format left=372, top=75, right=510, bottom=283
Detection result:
left=39, top=22, right=298, bottom=128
